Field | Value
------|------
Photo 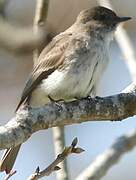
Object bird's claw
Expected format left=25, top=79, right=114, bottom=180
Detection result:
left=48, top=95, right=65, bottom=103
left=74, top=96, right=85, bottom=100
left=48, top=95, right=64, bottom=112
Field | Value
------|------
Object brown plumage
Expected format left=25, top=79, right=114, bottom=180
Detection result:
left=16, top=33, right=70, bottom=111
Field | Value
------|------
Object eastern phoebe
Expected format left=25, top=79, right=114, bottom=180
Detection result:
left=0, top=6, right=131, bottom=174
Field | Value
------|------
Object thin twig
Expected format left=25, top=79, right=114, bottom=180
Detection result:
left=0, top=19, right=46, bottom=55
left=4, top=170, right=17, bottom=180
left=0, top=0, right=8, bottom=17
left=27, top=138, right=84, bottom=180
left=122, top=82, right=136, bottom=93
left=33, top=0, right=49, bottom=64
left=52, top=127, right=69, bottom=180
left=76, top=129, right=136, bottom=180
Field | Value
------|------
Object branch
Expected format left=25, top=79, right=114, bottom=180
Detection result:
left=52, top=127, right=69, bottom=180
left=33, top=0, right=49, bottom=63
left=76, top=129, right=136, bottom=180
left=0, top=83, right=136, bottom=150
left=27, top=138, right=84, bottom=180
left=122, top=82, right=136, bottom=93
left=4, top=170, right=17, bottom=180
left=0, top=19, right=47, bottom=55
left=0, top=0, right=8, bottom=17
left=34, top=0, right=49, bottom=29
left=0, top=1, right=50, bottom=55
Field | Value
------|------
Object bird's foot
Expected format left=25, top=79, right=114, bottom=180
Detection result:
left=74, top=96, right=92, bottom=101
left=48, top=95, right=65, bottom=103
left=74, top=96, right=81, bottom=100
left=48, top=95, right=65, bottom=112
left=85, top=95, right=102, bottom=100
left=95, top=96, right=102, bottom=99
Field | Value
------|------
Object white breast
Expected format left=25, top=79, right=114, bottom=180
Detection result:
left=30, top=35, right=110, bottom=107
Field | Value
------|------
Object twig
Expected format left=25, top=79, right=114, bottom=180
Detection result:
left=0, top=0, right=8, bottom=17
left=122, top=82, right=136, bottom=93
left=27, top=138, right=84, bottom=180
left=49, top=93, right=68, bottom=180
left=33, top=0, right=49, bottom=64
left=0, top=83, right=136, bottom=150
left=4, top=170, right=17, bottom=180
left=52, top=127, right=69, bottom=180
left=76, top=129, right=136, bottom=180
left=0, top=19, right=46, bottom=55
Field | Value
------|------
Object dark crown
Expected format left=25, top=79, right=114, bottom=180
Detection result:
left=77, top=6, right=131, bottom=26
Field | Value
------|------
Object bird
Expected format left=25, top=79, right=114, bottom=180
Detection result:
left=0, top=6, right=131, bottom=174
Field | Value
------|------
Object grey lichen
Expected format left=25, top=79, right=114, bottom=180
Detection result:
left=0, top=84, right=136, bottom=150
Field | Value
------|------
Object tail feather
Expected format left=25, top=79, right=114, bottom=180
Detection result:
left=0, top=145, right=21, bottom=174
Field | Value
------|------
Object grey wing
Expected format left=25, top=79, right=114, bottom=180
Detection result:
left=16, top=33, right=71, bottom=111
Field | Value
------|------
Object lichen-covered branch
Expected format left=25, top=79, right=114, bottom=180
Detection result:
left=76, top=129, right=136, bottom=180
left=0, top=83, right=136, bottom=150
left=27, top=138, right=84, bottom=180
left=122, top=82, right=136, bottom=93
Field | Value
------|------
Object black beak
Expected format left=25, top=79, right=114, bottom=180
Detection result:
left=116, top=16, right=132, bottom=23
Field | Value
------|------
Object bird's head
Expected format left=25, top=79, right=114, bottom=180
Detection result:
left=77, top=6, right=131, bottom=32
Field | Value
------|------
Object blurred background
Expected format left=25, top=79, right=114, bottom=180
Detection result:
left=0, top=0, right=136, bottom=179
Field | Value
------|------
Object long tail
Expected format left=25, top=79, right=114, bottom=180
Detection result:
left=0, top=145, right=21, bottom=174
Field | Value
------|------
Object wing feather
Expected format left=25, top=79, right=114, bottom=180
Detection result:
left=16, top=33, right=71, bottom=111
